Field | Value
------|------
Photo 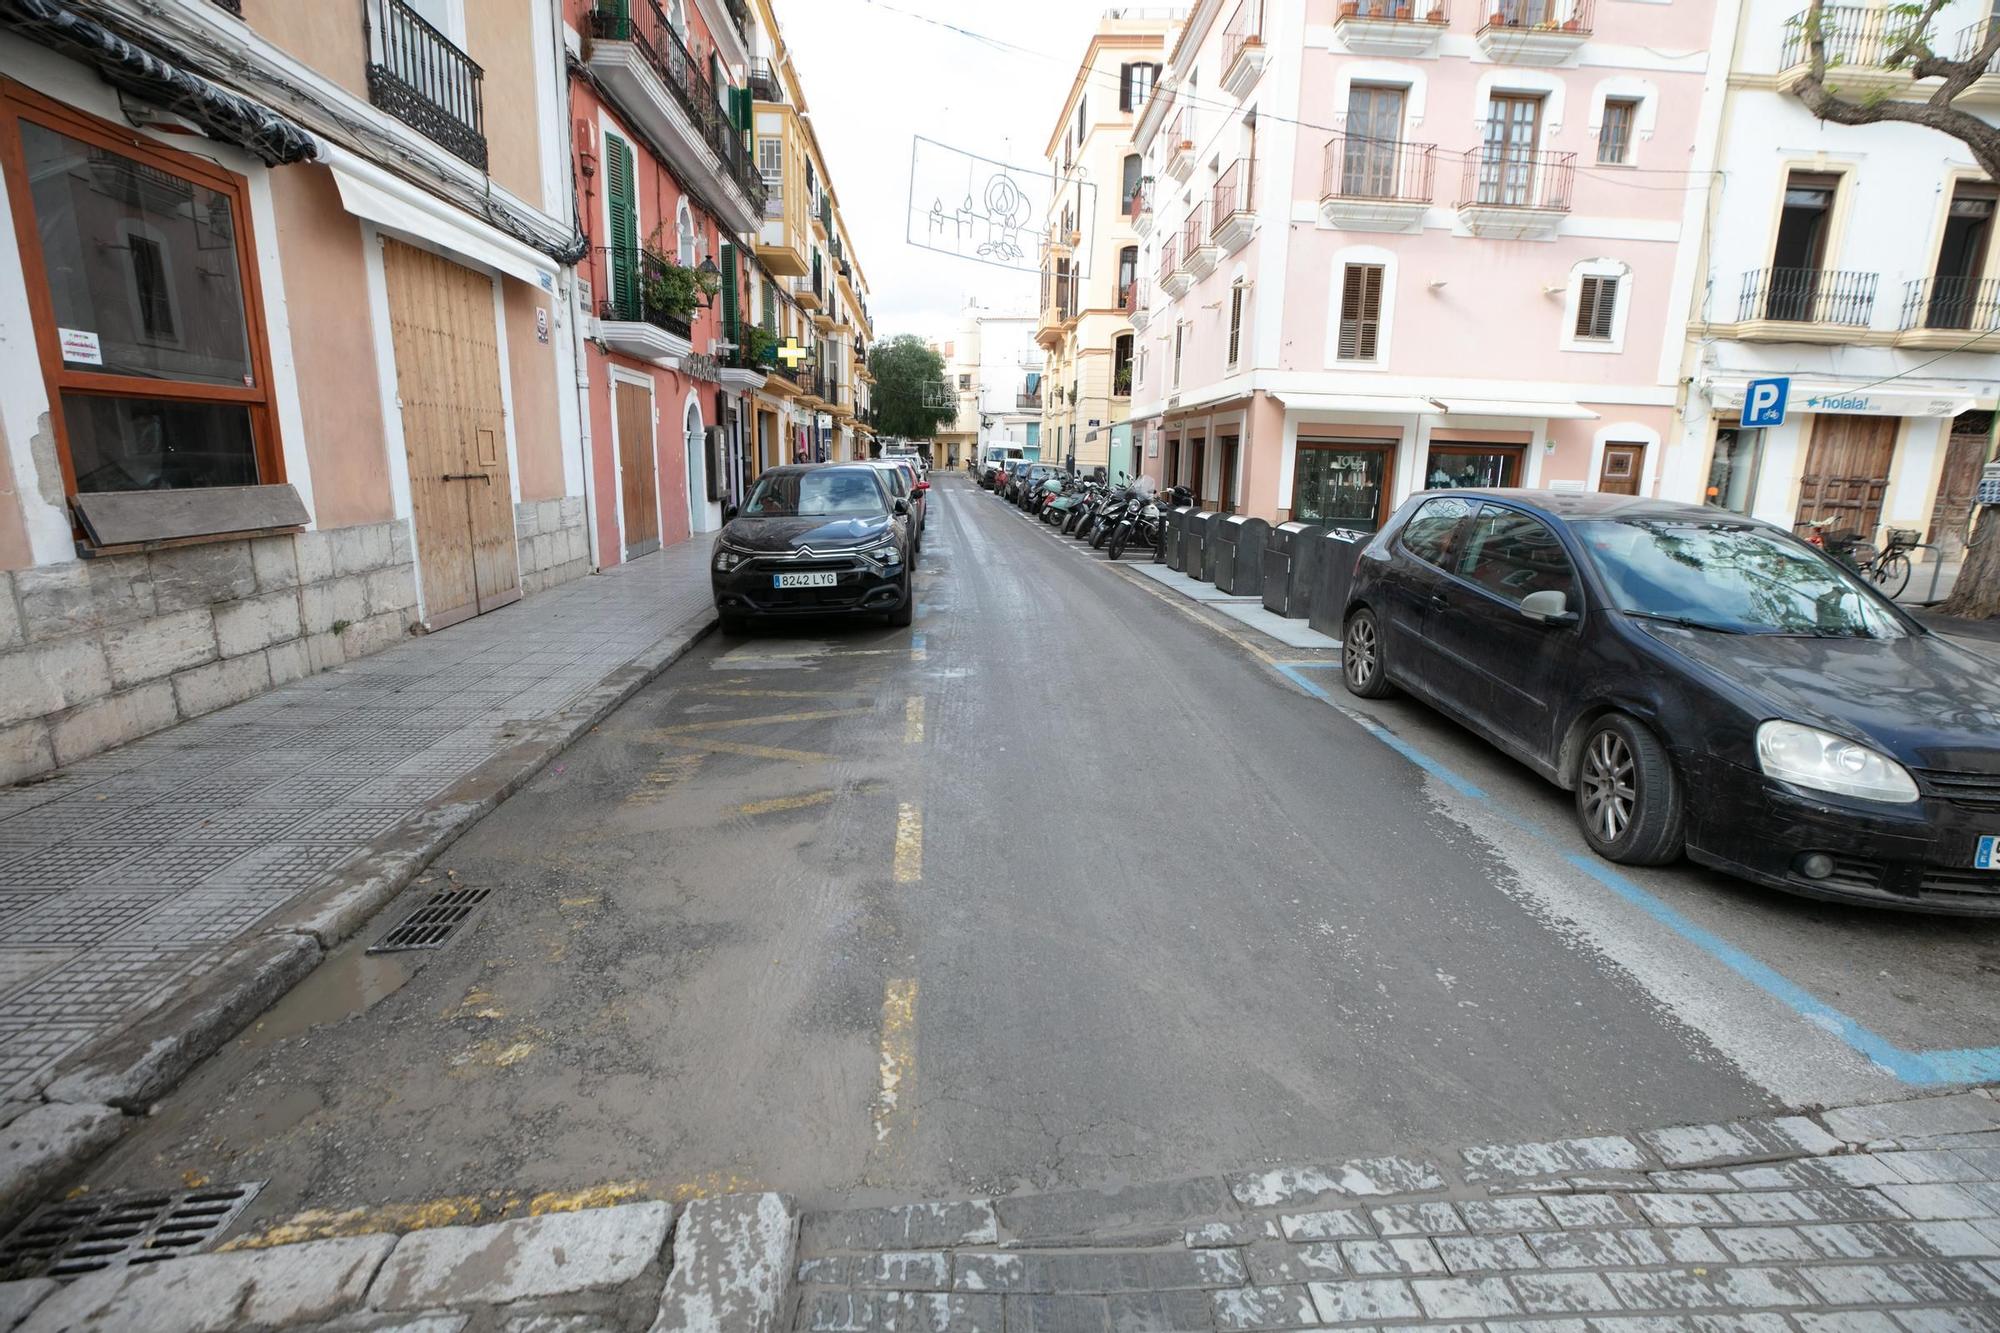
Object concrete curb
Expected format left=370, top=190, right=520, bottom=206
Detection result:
left=8, top=609, right=716, bottom=1234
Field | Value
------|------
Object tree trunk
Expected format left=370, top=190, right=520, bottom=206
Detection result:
left=1939, top=507, right=2000, bottom=619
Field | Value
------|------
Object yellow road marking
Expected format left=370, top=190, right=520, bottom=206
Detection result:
left=666, top=738, right=834, bottom=763
left=693, top=687, right=862, bottom=699
left=875, top=978, right=917, bottom=1144
left=894, top=803, right=922, bottom=883
left=904, top=696, right=925, bottom=744
left=527, top=1180, right=647, bottom=1215
left=737, top=789, right=837, bottom=816
left=649, top=707, right=870, bottom=736
left=622, top=754, right=706, bottom=804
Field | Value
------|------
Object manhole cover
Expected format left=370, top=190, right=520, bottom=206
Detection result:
left=368, top=886, right=492, bottom=953
left=0, top=1182, right=264, bottom=1280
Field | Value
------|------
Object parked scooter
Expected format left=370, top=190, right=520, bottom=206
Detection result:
left=1106, top=478, right=1167, bottom=561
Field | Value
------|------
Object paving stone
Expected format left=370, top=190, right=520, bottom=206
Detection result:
left=800, top=1293, right=1001, bottom=1333
left=21, top=1235, right=392, bottom=1332
left=1709, top=1265, right=1821, bottom=1307
left=1888, top=1260, right=2000, bottom=1302
left=1462, top=1199, right=1555, bottom=1233
left=953, top=1255, right=1028, bottom=1293
left=0, top=1279, right=57, bottom=1331
left=1186, top=1219, right=1275, bottom=1248
left=1461, top=1137, right=1648, bottom=1179
left=1795, top=1315, right=1901, bottom=1333
left=1505, top=1272, right=1619, bottom=1315
left=1881, top=1184, right=1993, bottom=1220
left=1104, top=1289, right=1212, bottom=1333
left=1714, top=1225, right=1819, bottom=1262
left=1629, top=1192, right=1732, bottom=1226
left=1540, top=1195, right=1634, bottom=1229
left=0, top=1101, right=123, bottom=1230
left=1523, top=1229, right=1666, bottom=1269
left=1592, top=1319, right=1790, bottom=1333
left=1799, top=1263, right=1919, bottom=1304
left=1890, top=1309, right=2000, bottom=1333
left=1369, top=1202, right=1462, bottom=1236
left=1646, top=1170, right=1738, bottom=1191
left=1410, top=1275, right=1521, bottom=1320
left=652, top=1194, right=795, bottom=1333
left=1823, top=1097, right=2000, bottom=1146
left=1642, top=1117, right=1842, bottom=1167
left=801, top=1257, right=860, bottom=1287
left=1279, top=1209, right=1371, bottom=1241
left=1210, top=1285, right=1316, bottom=1331
left=1659, top=1228, right=1726, bottom=1264
left=1005, top=1295, right=1109, bottom=1333
left=807, top=1202, right=999, bottom=1251
left=1228, top=1157, right=1442, bottom=1208
left=1337, top=1239, right=1444, bottom=1276
left=1602, top=1267, right=1719, bottom=1311
left=1433, top=1235, right=1540, bottom=1273
left=1904, top=1221, right=2000, bottom=1259
left=371, top=1201, right=669, bottom=1309
left=863, top=1253, right=950, bottom=1291
left=1735, top=1156, right=1907, bottom=1190
left=1245, top=1240, right=1345, bottom=1285
left=1306, top=1278, right=1420, bottom=1324
left=996, top=1179, right=1234, bottom=1243
left=1801, top=1221, right=1921, bottom=1260
left=1719, top=1191, right=1815, bottom=1223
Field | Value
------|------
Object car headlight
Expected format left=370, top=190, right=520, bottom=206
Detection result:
left=1755, top=720, right=1919, bottom=804
left=869, top=537, right=902, bottom=564
left=713, top=543, right=748, bottom=572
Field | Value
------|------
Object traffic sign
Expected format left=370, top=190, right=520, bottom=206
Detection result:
left=1741, top=377, right=1790, bottom=428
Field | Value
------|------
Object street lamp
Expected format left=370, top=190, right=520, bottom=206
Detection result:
left=696, top=255, right=722, bottom=310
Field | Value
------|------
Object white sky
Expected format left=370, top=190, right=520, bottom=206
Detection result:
left=768, top=0, right=1107, bottom=345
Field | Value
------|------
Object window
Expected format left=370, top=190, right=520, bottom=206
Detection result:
left=666, top=0, right=687, bottom=37
left=676, top=199, right=697, bottom=268
left=1337, top=264, right=1384, bottom=361
left=1706, top=427, right=1763, bottom=513
left=1292, top=442, right=1391, bottom=529
left=1227, top=282, right=1246, bottom=368
left=1479, top=93, right=1543, bottom=206
left=1454, top=505, right=1579, bottom=608
left=1117, top=245, right=1138, bottom=298
left=1173, top=321, right=1184, bottom=387
left=1574, top=274, right=1618, bottom=340
left=1597, top=98, right=1637, bottom=165
left=1426, top=444, right=1522, bottom=488
left=1925, top=180, right=1998, bottom=329
left=1076, top=97, right=1088, bottom=149
left=1113, top=334, right=1133, bottom=396
left=1121, top=63, right=1158, bottom=112
left=1122, top=154, right=1143, bottom=206
left=1400, top=497, right=1475, bottom=567
left=4, top=88, right=279, bottom=497
left=959, top=373, right=972, bottom=390
left=1342, top=86, right=1407, bottom=197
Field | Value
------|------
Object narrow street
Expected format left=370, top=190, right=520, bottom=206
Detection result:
left=79, top=477, right=2000, bottom=1241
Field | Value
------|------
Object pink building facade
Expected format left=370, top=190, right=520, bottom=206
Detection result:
left=1127, top=0, right=1722, bottom=528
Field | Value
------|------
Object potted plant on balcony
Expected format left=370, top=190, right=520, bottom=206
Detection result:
left=1340, top=0, right=1359, bottom=14
left=1427, top=4, right=1445, bottom=20
left=1114, top=364, right=1133, bottom=396
left=639, top=245, right=721, bottom=322
left=1393, top=3, right=1412, bottom=17
left=742, top=323, right=779, bottom=370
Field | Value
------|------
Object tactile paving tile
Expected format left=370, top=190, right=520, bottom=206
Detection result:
left=0, top=802, right=122, bottom=844
left=2, top=947, right=195, bottom=1024
left=88, top=841, right=262, bottom=888
left=340, top=774, right=451, bottom=806
left=283, top=807, right=411, bottom=842
left=0, top=845, right=140, bottom=889
left=202, top=841, right=361, bottom=890
left=0, top=1018, right=98, bottom=1099
left=245, top=770, right=378, bottom=804
left=115, top=890, right=279, bottom=945
left=3, top=891, right=177, bottom=946
left=165, top=807, right=314, bottom=845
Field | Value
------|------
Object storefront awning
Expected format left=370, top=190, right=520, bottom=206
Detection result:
left=1429, top=398, right=1599, bottom=420
left=1703, top=378, right=1985, bottom=417
left=1271, top=392, right=1437, bottom=415
left=324, top=146, right=557, bottom=292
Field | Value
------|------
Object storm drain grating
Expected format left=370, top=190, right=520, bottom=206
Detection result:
left=367, top=886, right=492, bottom=952
left=0, top=1182, right=264, bottom=1280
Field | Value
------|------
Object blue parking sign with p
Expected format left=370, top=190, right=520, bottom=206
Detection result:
left=1741, top=377, right=1789, bottom=428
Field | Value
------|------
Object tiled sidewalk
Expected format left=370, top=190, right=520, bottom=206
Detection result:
left=0, top=541, right=716, bottom=1102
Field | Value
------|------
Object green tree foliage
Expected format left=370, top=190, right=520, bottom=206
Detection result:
left=871, top=335, right=956, bottom=441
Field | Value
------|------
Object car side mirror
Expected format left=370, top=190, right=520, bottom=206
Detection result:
left=892, top=499, right=910, bottom=516
left=1520, top=589, right=1578, bottom=624
left=722, top=503, right=739, bottom=523
left=915, top=481, right=930, bottom=491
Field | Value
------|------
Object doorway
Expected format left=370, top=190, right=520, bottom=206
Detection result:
left=685, top=401, right=707, bottom=535
left=1925, top=182, right=1997, bottom=330
left=1794, top=414, right=1897, bottom=539
left=1597, top=442, right=1645, bottom=496
left=1766, top=172, right=1839, bottom=321
left=381, top=239, right=520, bottom=630
left=1189, top=436, right=1208, bottom=507
left=1480, top=93, right=1542, bottom=206
left=1219, top=435, right=1240, bottom=513
left=1343, top=85, right=1406, bottom=198
left=1930, top=411, right=1994, bottom=561
left=613, top=377, right=659, bottom=560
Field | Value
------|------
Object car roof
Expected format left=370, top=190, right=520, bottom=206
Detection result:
left=758, top=463, right=880, bottom=478
left=1419, top=488, right=1743, bottom=524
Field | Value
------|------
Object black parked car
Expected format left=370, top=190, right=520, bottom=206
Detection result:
left=712, top=465, right=914, bottom=631
left=1339, top=490, right=2000, bottom=915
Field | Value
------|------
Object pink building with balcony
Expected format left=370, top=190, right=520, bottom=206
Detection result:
left=1127, top=0, right=1724, bottom=528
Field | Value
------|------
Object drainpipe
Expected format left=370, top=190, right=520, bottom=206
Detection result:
left=556, top=8, right=599, bottom=572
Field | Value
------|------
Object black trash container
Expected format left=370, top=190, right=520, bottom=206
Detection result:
left=1187, top=511, right=1218, bottom=582
left=1162, top=506, right=1189, bottom=571
left=1263, top=522, right=1325, bottom=617
left=1221, top=518, right=1269, bottom=597
left=1307, top=528, right=1373, bottom=640
left=1212, top=516, right=1245, bottom=593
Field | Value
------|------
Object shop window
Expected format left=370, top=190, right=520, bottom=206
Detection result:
left=2, top=87, right=280, bottom=499
left=1706, top=427, right=1763, bottom=514
left=1574, top=274, right=1618, bottom=340
left=1426, top=444, right=1521, bottom=489
left=1292, top=442, right=1391, bottom=530
left=1337, top=264, right=1384, bottom=361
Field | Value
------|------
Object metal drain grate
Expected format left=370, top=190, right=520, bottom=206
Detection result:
left=367, top=886, right=492, bottom=952
left=0, top=1182, right=264, bottom=1280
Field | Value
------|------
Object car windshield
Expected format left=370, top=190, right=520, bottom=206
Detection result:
left=1573, top=518, right=1909, bottom=638
left=743, top=470, right=885, bottom=517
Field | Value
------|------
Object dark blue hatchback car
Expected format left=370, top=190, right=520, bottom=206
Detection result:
left=1339, top=489, right=2000, bottom=915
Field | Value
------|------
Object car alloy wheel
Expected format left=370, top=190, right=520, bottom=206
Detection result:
left=1580, top=730, right=1636, bottom=842
left=1341, top=610, right=1393, bottom=699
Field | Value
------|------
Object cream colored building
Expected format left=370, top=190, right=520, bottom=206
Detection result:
left=1037, top=10, right=1177, bottom=473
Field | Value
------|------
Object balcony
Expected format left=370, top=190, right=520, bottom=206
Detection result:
left=748, top=58, right=785, bottom=104
left=1181, top=212, right=1220, bottom=281
left=1475, top=0, right=1592, bottom=64
left=592, top=247, right=695, bottom=364
left=1221, top=0, right=1268, bottom=98
left=1126, top=280, right=1152, bottom=332
left=367, top=0, right=487, bottom=169
left=585, top=0, right=765, bottom=234
left=814, top=193, right=832, bottom=240
left=1127, top=179, right=1155, bottom=237
left=1334, top=0, right=1450, bottom=56
left=795, top=268, right=821, bottom=311
left=1159, top=234, right=1192, bottom=298
left=1036, top=273, right=1075, bottom=348
left=1455, top=148, right=1574, bottom=239
left=1164, top=107, right=1196, bottom=183
left=1898, top=276, right=2000, bottom=349
left=1321, top=134, right=1434, bottom=233
left=1731, top=268, right=1879, bottom=343
left=1210, top=160, right=1255, bottom=254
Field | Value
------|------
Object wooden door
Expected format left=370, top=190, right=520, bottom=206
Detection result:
left=1343, top=86, right=1405, bottom=198
left=1930, top=417, right=1993, bottom=560
left=1190, top=438, right=1207, bottom=508
left=614, top=380, right=660, bottom=558
left=1794, top=415, right=1897, bottom=539
left=1219, top=436, right=1240, bottom=514
left=1598, top=443, right=1644, bottom=496
left=1482, top=94, right=1542, bottom=206
left=383, top=239, right=519, bottom=629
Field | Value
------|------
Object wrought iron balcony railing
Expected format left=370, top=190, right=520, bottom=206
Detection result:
left=1480, top=0, right=1592, bottom=33
left=595, top=247, right=695, bottom=340
left=367, top=0, right=487, bottom=169
left=1340, top=0, right=1451, bottom=23
left=1211, top=159, right=1253, bottom=235
left=1739, top=267, right=1878, bottom=326
left=1157, top=235, right=1179, bottom=284
left=1900, top=276, right=2000, bottom=332
left=1181, top=212, right=1205, bottom=261
left=1780, top=4, right=1922, bottom=70
left=1222, top=0, right=1264, bottom=74
left=1126, top=179, right=1152, bottom=219
left=748, top=58, right=785, bottom=103
left=1457, top=147, right=1575, bottom=211
left=1323, top=134, right=1436, bottom=202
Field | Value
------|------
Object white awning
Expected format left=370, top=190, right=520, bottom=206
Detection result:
left=1272, top=392, right=1437, bottom=415
left=323, top=145, right=556, bottom=293
left=1431, top=398, right=1599, bottom=420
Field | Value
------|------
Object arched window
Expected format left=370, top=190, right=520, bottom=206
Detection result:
left=676, top=200, right=697, bottom=268
left=1113, top=334, right=1134, bottom=397
left=666, top=0, right=687, bottom=37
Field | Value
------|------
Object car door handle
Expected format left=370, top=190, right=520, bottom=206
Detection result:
left=1429, top=592, right=1449, bottom=609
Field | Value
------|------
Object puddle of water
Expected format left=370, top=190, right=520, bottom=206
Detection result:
left=242, top=949, right=418, bottom=1048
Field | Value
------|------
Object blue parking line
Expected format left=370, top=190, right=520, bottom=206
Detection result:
left=1271, top=661, right=2000, bottom=1087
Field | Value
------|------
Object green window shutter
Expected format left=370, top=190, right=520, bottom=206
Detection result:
left=605, top=133, right=638, bottom=316
left=720, top=243, right=739, bottom=349
left=764, top=279, right=777, bottom=334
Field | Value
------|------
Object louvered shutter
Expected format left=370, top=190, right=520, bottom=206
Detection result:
left=1575, top=276, right=1617, bottom=339
left=721, top=243, right=739, bottom=351
left=1338, top=264, right=1383, bottom=361
left=606, top=133, right=638, bottom=316
left=1228, top=286, right=1245, bottom=365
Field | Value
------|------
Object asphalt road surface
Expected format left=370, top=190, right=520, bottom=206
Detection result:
left=86, top=473, right=2000, bottom=1241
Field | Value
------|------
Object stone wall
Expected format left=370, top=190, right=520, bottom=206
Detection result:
left=0, top=520, right=419, bottom=784
left=516, top=497, right=591, bottom=596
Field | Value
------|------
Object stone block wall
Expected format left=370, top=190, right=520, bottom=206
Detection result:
left=516, top=497, right=590, bottom=596
left=0, top=520, right=420, bottom=784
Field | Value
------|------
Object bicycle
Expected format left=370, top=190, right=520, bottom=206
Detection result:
left=1804, top=518, right=1918, bottom=599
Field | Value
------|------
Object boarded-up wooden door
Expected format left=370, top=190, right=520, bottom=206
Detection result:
left=614, top=379, right=660, bottom=558
left=1930, top=414, right=1992, bottom=561
left=383, top=240, right=520, bottom=630
left=1598, top=443, right=1644, bottom=495
left=1794, top=415, right=1898, bottom=539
